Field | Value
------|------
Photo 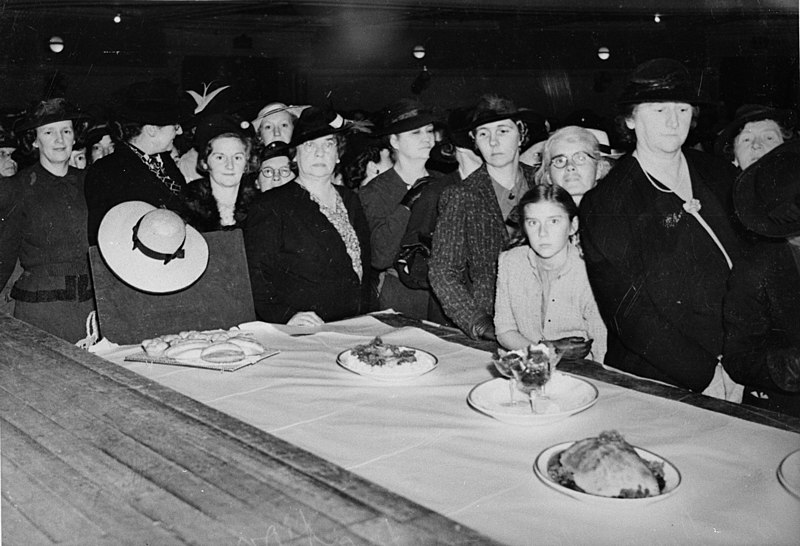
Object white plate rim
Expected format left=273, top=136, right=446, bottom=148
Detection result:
left=777, top=448, right=800, bottom=500
left=533, top=440, right=682, bottom=502
left=467, top=374, right=599, bottom=421
left=336, top=346, right=438, bottom=381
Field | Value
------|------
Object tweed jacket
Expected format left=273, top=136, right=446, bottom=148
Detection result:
left=244, top=181, right=371, bottom=324
left=723, top=241, right=800, bottom=416
left=429, top=162, right=536, bottom=336
left=494, top=244, right=607, bottom=363
left=580, top=149, right=745, bottom=392
left=84, top=143, right=188, bottom=245
left=181, top=176, right=259, bottom=232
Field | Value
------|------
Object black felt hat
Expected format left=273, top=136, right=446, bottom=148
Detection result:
left=257, top=140, right=292, bottom=162
left=733, top=139, right=800, bottom=238
left=289, top=106, right=347, bottom=147
left=617, top=58, right=711, bottom=106
left=466, top=95, right=527, bottom=131
left=192, top=113, right=253, bottom=153
left=16, top=98, right=89, bottom=132
left=714, top=104, right=796, bottom=156
left=0, top=126, right=17, bottom=148
left=378, top=98, right=439, bottom=136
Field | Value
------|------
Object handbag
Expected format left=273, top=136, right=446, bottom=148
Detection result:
left=395, top=238, right=431, bottom=290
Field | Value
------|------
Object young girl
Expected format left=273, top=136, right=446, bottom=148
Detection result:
left=494, top=185, right=606, bottom=362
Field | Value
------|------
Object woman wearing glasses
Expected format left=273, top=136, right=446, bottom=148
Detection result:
left=182, top=114, right=258, bottom=232
left=254, top=141, right=295, bottom=192
left=535, top=126, right=611, bottom=206
left=580, top=59, right=747, bottom=397
left=244, top=107, right=371, bottom=326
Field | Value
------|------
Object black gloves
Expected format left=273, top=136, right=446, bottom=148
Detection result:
left=543, top=336, right=593, bottom=361
left=766, top=347, right=800, bottom=392
left=470, top=314, right=496, bottom=341
left=400, top=177, right=432, bottom=209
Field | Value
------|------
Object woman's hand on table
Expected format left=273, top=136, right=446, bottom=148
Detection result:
left=287, top=311, right=325, bottom=327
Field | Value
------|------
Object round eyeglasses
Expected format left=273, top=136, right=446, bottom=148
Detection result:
left=260, top=166, right=293, bottom=179
left=550, top=151, right=597, bottom=169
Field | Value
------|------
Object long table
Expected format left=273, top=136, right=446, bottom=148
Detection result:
left=4, top=312, right=800, bottom=545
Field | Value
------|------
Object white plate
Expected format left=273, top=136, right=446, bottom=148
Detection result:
left=533, top=441, right=681, bottom=504
left=467, top=373, right=598, bottom=426
left=336, top=346, right=438, bottom=382
left=777, top=448, right=800, bottom=499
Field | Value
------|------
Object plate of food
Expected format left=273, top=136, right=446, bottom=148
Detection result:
left=777, top=448, right=800, bottom=499
left=337, top=336, right=437, bottom=382
left=467, top=373, right=598, bottom=426
left=125, top=327, right=278, bottom=371
left=533, top=430, right=681, bottom=504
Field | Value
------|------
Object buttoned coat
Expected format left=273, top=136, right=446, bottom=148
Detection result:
left=429, top=163, right=535, bottom=336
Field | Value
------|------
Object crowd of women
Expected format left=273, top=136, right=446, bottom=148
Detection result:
left=0, top=57, right=798, bottom=417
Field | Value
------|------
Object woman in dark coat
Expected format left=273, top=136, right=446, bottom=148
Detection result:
left=182, top=114, right=258, bottom=232
left=244, top=107, right=371, bottom=325
left=0, top=98, right=94, bottom=342
left=580, top=59, right=746, bottom=395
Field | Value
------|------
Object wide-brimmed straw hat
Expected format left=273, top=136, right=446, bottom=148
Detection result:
left=377, top=98, right=439, bottom=136
left=16, top=98, right=89, bottom=132
left=251, top=102, right=308, bottom=134
left=617, top=58, right=711, bottom=107
left=714, top=104, right=796, bottom=157
left=98, top=201, right=209, bottom=293
left=289, top=106, right=348, bottom=147
left=115, top=79, right=189, bottom=126
left=733, top=139, right=800, bottom=238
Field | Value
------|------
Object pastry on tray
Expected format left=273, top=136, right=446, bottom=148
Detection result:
left=141, top=328, right=268, bottom=364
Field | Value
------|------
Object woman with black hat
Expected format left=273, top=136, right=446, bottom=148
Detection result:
left=359, top=98, right=439, bottom=320
left=254, top=141, right=296, bottom=192
left=0, top=126, right=19, bottom=178
left=182, top=113, right=258, bottom=232
left=84, top=79, right=189, bottom=246
left=429, top=94, right=537, bottom=340
left=580, top=58, right=747, bottom=396
left=724, top=139, right=800, bottom=416
left=715, top=104, right=795, bottom=171
left=0, top=98, right=95, bottom=342
left=244, top=106, right=371, bottom=326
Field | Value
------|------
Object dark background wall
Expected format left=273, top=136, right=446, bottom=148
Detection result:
left=0, top=1, right=797, bottom=133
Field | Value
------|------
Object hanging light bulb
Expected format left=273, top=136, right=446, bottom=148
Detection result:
left=597, top=46, right=610, bottom=61
left=412, top=45, right=426, bottom=60
left=113, top=13, right=122, bottom=24
left=49, top=36, right=65, bottom=53
left=654, top=13, right=662, bottom=23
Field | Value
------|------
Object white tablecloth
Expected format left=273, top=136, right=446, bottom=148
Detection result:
left=95, top=315, right=800, bottom=546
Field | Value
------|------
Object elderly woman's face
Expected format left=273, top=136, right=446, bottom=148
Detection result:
left=257, top=155, right=295, bottom=192
left=295, top=135, right=338, bottom=179
left=34, top=120, right=75, bottom=168
left=548, top=138, right=599, bottom=201
left=734, top=119, right=784, bottom=170
left=473, top=119, right=521, bottom=168
left=259, top=110, right=294, bottom=145
left=627, top=102, right=692, bottom=156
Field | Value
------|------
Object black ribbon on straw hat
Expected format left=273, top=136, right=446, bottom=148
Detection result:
left=132, top=216, right=186, bottom=265
left=98, top=201, right=209, bottom=293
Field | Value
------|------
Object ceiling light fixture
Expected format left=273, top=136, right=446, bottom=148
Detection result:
left=412, top=45, right=426, bottom=60
left=113, top=13, right=122, bottom=24
left=597, top=46, right=610, bottom=61
left=654, top=13, right=662, bottom=23
left=49, top=36, right=64, bottom=53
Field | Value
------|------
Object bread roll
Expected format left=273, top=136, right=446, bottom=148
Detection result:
left=201, top=342, right=245, bottom=363
left=227, top=336, right=266, bottom=356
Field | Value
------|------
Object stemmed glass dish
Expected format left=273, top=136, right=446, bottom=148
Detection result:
left=492, top=352, right=527, bottom=407
left=495, top=343, right=562, bottom=413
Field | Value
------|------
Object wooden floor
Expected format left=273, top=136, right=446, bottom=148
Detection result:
left=0, top=314, right=496, bottom=545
